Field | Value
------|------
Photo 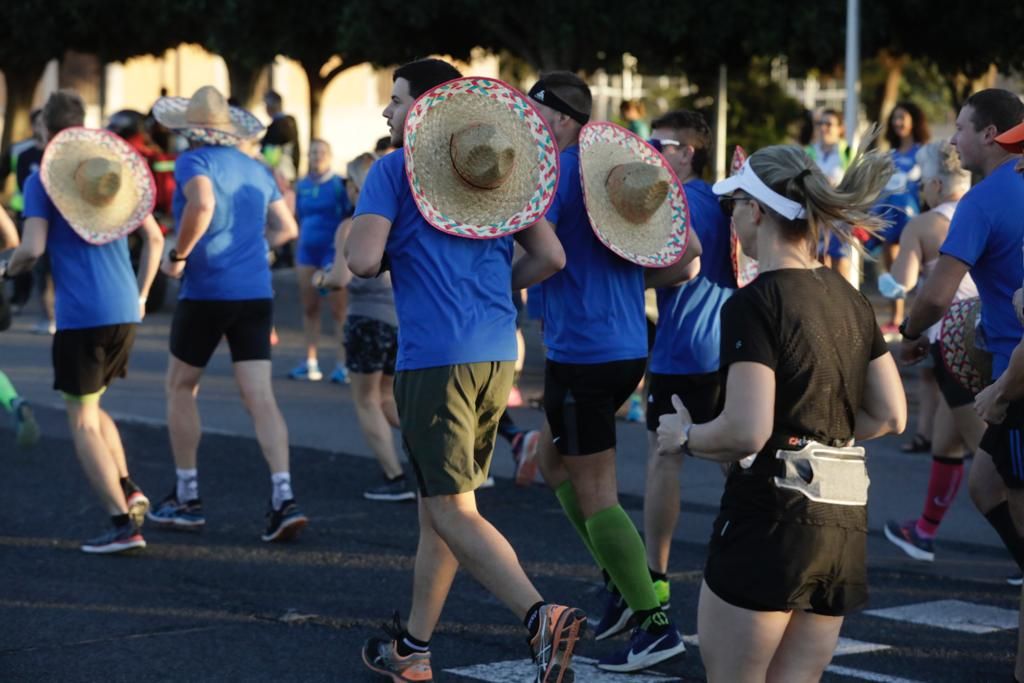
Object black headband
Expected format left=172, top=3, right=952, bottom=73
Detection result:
left=528, top=81, right=590, bottom=125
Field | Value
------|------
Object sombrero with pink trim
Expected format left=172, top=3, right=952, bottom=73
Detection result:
left=729, top=145, right=759, bottom=287
left=40, top=127, right=155, bottom=245
left=578, top=122, right=690, bottom=267
left=152, top=86, right=264, bottom=147
left=404, top=76, right=559, bottom=239
left=939, top=296, right=992, bottom=396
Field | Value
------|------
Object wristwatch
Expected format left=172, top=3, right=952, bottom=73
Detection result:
left=168, top=248, right=189, bottom=262
left=898, top=317, right=921, bottom=341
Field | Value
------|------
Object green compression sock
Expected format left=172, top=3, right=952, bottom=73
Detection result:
left=585, top=504, right=660, bottom=613
left=554, top=480, right=603, bottom=568
left=0, top=371, right=19, bottom=413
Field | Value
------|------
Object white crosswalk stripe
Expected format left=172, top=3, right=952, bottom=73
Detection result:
left=446, top=655, right=676, bottom=681
left=865, top=599, right=1017, bottom=634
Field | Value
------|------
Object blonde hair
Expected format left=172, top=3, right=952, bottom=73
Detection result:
left=748, top=128, right=893, bottom=254
left=346, top=152, right=377, bottom=191
left=916, top=139, right=970, bottom=197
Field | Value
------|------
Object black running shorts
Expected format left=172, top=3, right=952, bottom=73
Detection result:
left=645, top=371, right=723, bottom=432
left=930, top=342, right=974, bottom=409
left=544, top=358, right=646, bottom=455
left=170, top=298, right=273, bottom=368
left=981, top=400, right=1024, bottom=490
left=53, top=323, right=136, bottom=398
left=703, top=513, right=868, bottom=616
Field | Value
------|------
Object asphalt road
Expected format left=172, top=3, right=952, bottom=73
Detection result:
left=0, top=268, right=1019, bottom=682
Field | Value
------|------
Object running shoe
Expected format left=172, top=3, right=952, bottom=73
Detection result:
left=364, top=476, right=416, bottom=502
left=508, top=385, right=524, bottom=408
left=121, top=478, right=150, bottom=529
left=593, top=589, right=634, bottom=641
left=479, top=476, right=496, bottom=490
left=529, top=604, right=587, bottom=683
left=288, top=362, right=323, bottom=382
left=81, top=524, right=146, bottom=554
left=884, top=519, right=935, bottom=562
left=32, top=319, right=55, bottom=335
left=597, top=616, right=686, bottom=672
left=11, top=398, right=40, bottom=449
left=625, top=394, right=644, bottom=423
left=1008, top=574, right=1023, bottom=587
left=652, top=579, right=671, bottom=609
left=512, top=429, right=541, bottom=487
left=261, top=499, right=308, bottom=542
left=146, top=491, right=205, bottom=530
left=361, top=613, right=433, bottom=682
left=328, top=366, right=350, bottom=385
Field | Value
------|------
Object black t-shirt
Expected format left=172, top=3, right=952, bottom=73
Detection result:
left=717, top=267, right=887, bottom=528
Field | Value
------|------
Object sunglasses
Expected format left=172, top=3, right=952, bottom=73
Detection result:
left=648, top=138, right=682, bottom=153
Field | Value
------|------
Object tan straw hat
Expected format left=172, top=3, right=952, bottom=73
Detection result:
left=939, top=297, right=993, bottom=396
left=579, top=122, right=691, bottom=266
left=40, top=127, right=155, bottom=245
left=404, top=77, right=559, bottom=239
left=152, top=85, right=264, bottom=146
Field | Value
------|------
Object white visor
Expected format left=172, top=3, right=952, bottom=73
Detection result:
left=712, top=159, right=807, bottom=220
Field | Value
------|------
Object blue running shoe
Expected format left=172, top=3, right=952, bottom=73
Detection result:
left=884, top=519, right=935, bottom=562
left=288, top=362, right=323, bottom=381
left=598, top=619, right=686, bottom=672
left=146, top=491, right=205, bottom=530
left=625, top=394, right=644, bottom=423
left=328, top=366, right=350, bottom=384
left=593, top=589, right=634, bottom=641
left=81, top=524, right=146, bottom=554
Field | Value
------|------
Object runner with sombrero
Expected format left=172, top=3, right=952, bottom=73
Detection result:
left=899, top=89, right=1024, bottom=580
left=2, top=89, right=165, bottom=554
left=347, top=59, right=584, bottom=683
left=527, top=71, right=700, bottom=673
left=147, top=86, right=307, bottom=543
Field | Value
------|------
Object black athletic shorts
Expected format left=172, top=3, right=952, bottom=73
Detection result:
left=646, top=371, right=723, bottom=431
left=981, top=400, right=1024, bottom=490
left=703, top=512, right=868, bottom=616
left=930, top=342, right=974, bottom=409
left=170, top=298, right=273, bottom=368
left=53, top=323, right=136, bottom=398
left=544, top=357, right=646, bottom=455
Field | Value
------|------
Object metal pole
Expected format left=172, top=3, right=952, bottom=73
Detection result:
left=845, top=0, right=862, bottom=289
left=715, top=63, right=727, bottom=181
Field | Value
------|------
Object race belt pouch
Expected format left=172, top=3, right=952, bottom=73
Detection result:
left=773, top=441, right=868, bottom=506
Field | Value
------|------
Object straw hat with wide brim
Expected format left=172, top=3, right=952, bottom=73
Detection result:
left=579, top=122, right=690, bottom=267
left=404, top=77, right=559, bottom=239
left=728, top=144, right=759, bottom=287
left=40, top=127, right=156, bottom=246
left=939, top=297, right=993, bottom=396
left=152, top=85, right=264, bottom=146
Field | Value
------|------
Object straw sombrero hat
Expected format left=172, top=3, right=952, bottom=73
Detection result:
left=578, top=122, right=690, bottom=267
left=938, top=297, right=992, bottom=396
left=152, top=86, right=264, bottom=146
left=404, top=77, right=559, bottom=239
left=39, top=127, right=156, bottom=246
left=728, top=145, right=759, bottom=287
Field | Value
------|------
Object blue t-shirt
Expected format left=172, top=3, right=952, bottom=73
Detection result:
left=354, top=149, right=517, bottom=371
left=940, top=159, right=1024, bottom=378
left=541, top=146, right=647, bottom=364
left=296, top=174, right=350, bottom=248
left=172, top=146, right=281, bottom=300
left=650, top=180, right=736, bottom=375
left=22, top=172, right=139, bottom=330
left=874, top=144, right=922, bottom=239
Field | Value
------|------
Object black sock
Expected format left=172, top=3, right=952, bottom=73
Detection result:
left=395, top=630, right=430, bottom=657
left=524, top=601, right=546, bottom=640
left=649, top=568, right=668, bottom=583
left=984, top=502, right=1024, bottom=571
left=635, top=607, right=670, bottom=634
left=111, top=513, right=130, bottom=528
left=498, top=411, right=520, bottom=444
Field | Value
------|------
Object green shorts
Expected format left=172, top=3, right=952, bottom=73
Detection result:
left=394, top=361, right=514, bottom=497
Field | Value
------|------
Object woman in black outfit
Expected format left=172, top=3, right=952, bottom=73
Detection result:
left=658, top=140, right=907, bottom=682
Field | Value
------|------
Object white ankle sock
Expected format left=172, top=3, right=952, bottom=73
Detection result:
left=271, top=472, right=293, bottom=510
left=176, top=469, right=198, bottom=502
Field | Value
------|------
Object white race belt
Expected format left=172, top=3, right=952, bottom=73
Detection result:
left=773, top=441, right=868, bottom=506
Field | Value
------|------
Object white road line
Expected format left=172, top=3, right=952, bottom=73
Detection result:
left=865, top=599, right=1017, bottom=634
left=446, top=655, right=677, bottom=682
left=824, top=664, right=926, bottom=683
left=681, top=634, right=889, bottom=656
